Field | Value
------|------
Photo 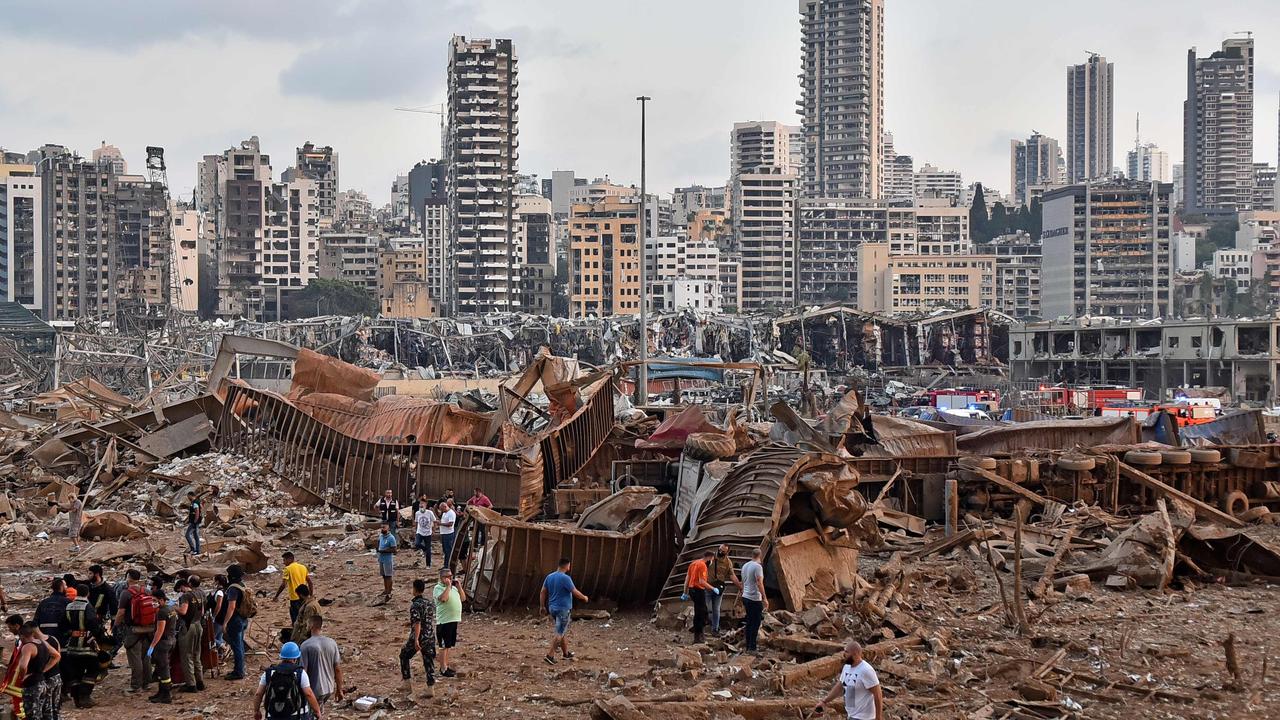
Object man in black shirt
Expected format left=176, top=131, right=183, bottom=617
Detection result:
left=375, top=490, right=400, bottom=530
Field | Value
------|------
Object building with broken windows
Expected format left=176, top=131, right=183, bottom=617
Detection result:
left=1009, top=315, right=1280, bottom=404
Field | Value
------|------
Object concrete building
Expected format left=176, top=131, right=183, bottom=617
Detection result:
left=1236, top=211, right=1280, bottom=251
left=197, top=137, right=271, bottom=319
left=114, top=176, right=172, bottom=310
left=881, top=132, right=915, bottom=204
left=913, top=164, right=963, bottom=203
left=736, top=169, right=798, bottom=311
left=516, top=194, right=555, bottom=314
left=0, top=162, right=42, bottom=312
left=317, top=232, right=378, bottom=291
left=650, top=278, right=722, bottom=313
left=1126, top=142, right=1170, bottom=183
left=1009, top=316, right=1280, bottom=404
left=718, top=256, right=743, bottom=311
left=170, top=203, right=199, bottom=313
left=334, top=189, right=373, bottom=231
left=796, top=198, right=887, bottom=304
left=912, top=206, right=970, bottom=255
left=446, top=35, right=521, bottom=315
left=975, top=233, right=1042, bottom=320
left=377, top=238, right=435, bottom=318
left=1212, top=248, right=1254, bottom=288
left=688, top=208, right=729, bottom=248
left=569, top=197, right=640, bottom=317
left=799, top=0, right=883, bottom=199
left=1252, top=162, right=1276, bottom=212
left=39, top=153, right=119, bottom=320
left=1172, top=232, right=1198, bottom=273
left=293, top=142, right=338, bottom=221
left=1066, top=53, right=1114, bottom=183
left=645, top=235, right=721, bottom=313
left=1184, top=36, right=1255, bottom=214
left=730, top=121, right=802, bottom=206
left=1040, top=181, right=1173, bottom=320
left=545, top=170, right=586, bottom=216
left=672, top=185, right=726, bottom=234
left=1010, top=132, right=1062, bottom=207
left=567, top=179, right=631, bottom=209
left=856, top=242, right=996, bottom=313
left=91, top=142, right=126, bottom=175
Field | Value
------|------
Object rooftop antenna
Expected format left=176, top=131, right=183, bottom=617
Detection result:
left=1135, top=112, right=1141, bottom=147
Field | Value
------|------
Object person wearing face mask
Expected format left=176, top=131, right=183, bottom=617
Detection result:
left=813, top=641, right=883, bottom=720
left=705, top=544, right=741, bottom=637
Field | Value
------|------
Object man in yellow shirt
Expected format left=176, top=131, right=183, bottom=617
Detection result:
left=274, top=551, right=314, bottom=623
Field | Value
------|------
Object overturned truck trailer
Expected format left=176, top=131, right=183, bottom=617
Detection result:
left=215, top=346, right=616, bottom=519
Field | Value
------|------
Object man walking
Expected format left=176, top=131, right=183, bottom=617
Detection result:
left=375, top=490, right=400, bottom=531
left=740, top=549, right=766, bottom=652
left=814, top=641, right=883, bottom=720
left=377, top=524, right=398, bottom=601
left=681, top=550, right=717, bottom=643
left=184, top=491, right=202, bottom=555
left=432, top=567, right=464, bottom=678
left=176, top=577, right=206, bottom=694
left=114, top=569, right=156, bottom=693
left=707, top=544, right=741, bottom=636
left=540, top=558, right=588, bottom=666
left=398, top=579, right=436, bottom=697
left=274, top=551, right=313, bottom=623
left=413, top=500, right=437, bottom=568
left=253, top=642, right=323, bottom=720
left=437, top=500, right=457, bottom=567
left=290, top=584, right=322, bottom=645
left=220, top=564, right=252, bottom=681
left=300, top=616, right=342, bottom=707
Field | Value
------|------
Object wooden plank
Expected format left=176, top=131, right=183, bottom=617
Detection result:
left=1032, top=527, right=1079, bottom=599
left=1117, top=462, right=1244, bottom=528
left=965, top=466, right=1049, bottom=506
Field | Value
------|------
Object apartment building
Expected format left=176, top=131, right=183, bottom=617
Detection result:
left=975, top=233, right=1042, bottom=320
left=730, top=121, right=802, bottom=210
left=317, top=232, right=378, bottom=291
left=1126, top=142, right=1170, bottom=183
left=376, top=238, right=435, bottom=318
left=334, top=189, right=373, bottom=231
left=516, top=194, right=555, bottom=314
left=40, top=153, right=118, bottom=320
left=1041, top=181, right=1173, bottom=319
left=856, top=242, right=995, bottom=313
left=799, top=0, right=884, bottom=199
left=913, top=164, right=963, bottom=203
left=1010, top=132, right=1063, bottom=207
left=1066, top=53, right=1114, bottom=183
left=796, top=198, right=887, bottom=304
left=719, top=256, right=743, bottom=312
left=1184, top=36, right=1254, bottom=214
left=736, top=169, right=798, bottom=311
left=672, top=185, right=726, bottom=225
left=446, top=35, right=521, bottom=315
left=293, top=142, right=339, bottom=221
left=569, top=198, right=640, bottom=317
left=170, top=203, right=199, bottom=313
left=1252, top=163, right=1276, bottom=212
left=688, top=208, right=728, bottom=247
left=0, top=163, right=42, bottom=312
left=912, top=205, right=970, bottom=255
left=115, top=176, right=172, bottom=309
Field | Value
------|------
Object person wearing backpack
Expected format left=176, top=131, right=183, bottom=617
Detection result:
left=113, top=569, right=157, bottom=693
left=252, top=642, right=322, bottom=720
left=221, top=564, right=255, bottom=681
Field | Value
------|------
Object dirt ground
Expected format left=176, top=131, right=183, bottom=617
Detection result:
left=3, top=520, right=1280, bottom=719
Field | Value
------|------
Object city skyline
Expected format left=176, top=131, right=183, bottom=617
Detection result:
left=4, top=1, right=1280, bottom=204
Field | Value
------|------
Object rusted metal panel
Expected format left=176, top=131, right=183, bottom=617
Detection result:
left=464, top=488, right=680, bottom=609
left=773, top=529, right=859, bottom=611
left=217, top=383, right=540, bottom=517
left=956, top=416, right=1137, bottom=456
left=539, top=375, right=616, bottom=489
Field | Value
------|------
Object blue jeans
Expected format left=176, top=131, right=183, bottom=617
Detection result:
left=440, top=533, right=455, bottom=567
left=226, top=615, right=246, bottom=676
left=185, top=523, right=201, bottom=554
left=552, top=609, right=571, bottom=636
left=707, top=589, right=725, bottom=633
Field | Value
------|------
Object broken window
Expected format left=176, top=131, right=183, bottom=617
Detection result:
left=1191, top=336, right=1202, bottom=348
left=1167, top=337, right=1179, bottom=349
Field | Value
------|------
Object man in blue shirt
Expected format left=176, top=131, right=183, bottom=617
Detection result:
left=539, top=558, right=588, bottom=666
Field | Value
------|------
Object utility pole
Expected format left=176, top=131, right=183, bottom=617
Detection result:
left=636, top=95, right=651, bottom=407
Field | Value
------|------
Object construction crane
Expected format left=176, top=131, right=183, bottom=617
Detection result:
left=394, top=104, right=445, bottom=158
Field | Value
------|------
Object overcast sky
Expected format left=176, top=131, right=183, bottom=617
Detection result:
left=3, top=1, right=1279, bottom=204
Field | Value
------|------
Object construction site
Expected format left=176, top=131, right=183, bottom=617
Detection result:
left=0, top=304, right=1275, bottom=720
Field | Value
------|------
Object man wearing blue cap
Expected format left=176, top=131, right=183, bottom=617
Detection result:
left=253, top=642, right=323, bottom=720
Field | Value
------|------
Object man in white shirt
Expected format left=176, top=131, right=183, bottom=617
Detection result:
left=814, top=641, right=882, bottom=720
left=414, top=501, right=438, bottom=568
left=437, top=500, right=457, bottom=567
left=253, top=642, right=323, bottom=720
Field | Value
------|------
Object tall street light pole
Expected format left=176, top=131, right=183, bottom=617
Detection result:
left=636, top=95, right=651, bottom=407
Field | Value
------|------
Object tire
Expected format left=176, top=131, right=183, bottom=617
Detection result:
left=1221, top=490, right=1249, bottom=517
left=1189, top=449, right=1222, bottom=464
left=1124, top=450, right=1163, bottom=467
left=959, top=456, right=998, bottom=471
left=1056, top=455, right=1096, bottom=472
left=1160, top=450, right=1192, bottom=465
left=1238, top=506, right=1272, bottom=524
left=684, top=432, right=735, bottom=462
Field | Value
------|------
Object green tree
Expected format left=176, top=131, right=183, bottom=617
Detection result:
left=989, top=202, right=1008, bottom=236
left=286, top=278, right=378, bottom=319
left=969, top=184, right=989, bottom=241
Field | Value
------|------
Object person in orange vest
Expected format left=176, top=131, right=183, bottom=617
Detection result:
left=680, top=550, right=717, bottom=643
left=1, top=614, right=26, bottom=720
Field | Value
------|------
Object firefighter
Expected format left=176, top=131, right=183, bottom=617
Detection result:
left=61, top=584, right=108, bottom=709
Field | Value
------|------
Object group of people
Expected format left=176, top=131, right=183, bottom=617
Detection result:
left=373, top=487, right=493, bottom=600
left=681, top=545, right=768, bottom=648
